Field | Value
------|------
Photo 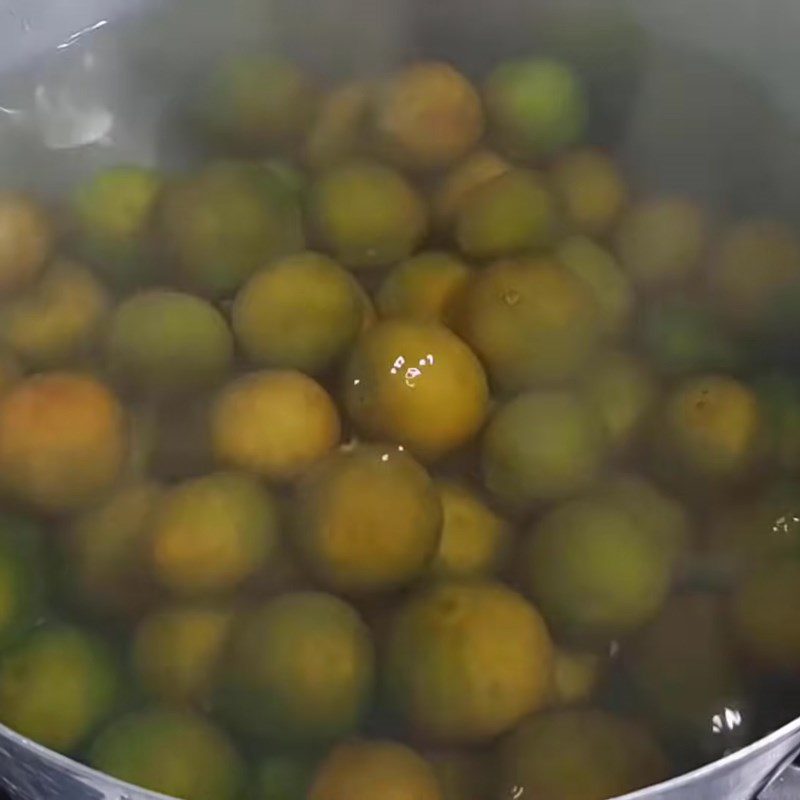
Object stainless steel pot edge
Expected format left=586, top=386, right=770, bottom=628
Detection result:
left=0, top=714, right=799, bottom=800
left=619, top=714, right=800, bottom=799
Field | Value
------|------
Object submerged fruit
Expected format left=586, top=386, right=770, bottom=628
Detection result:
left=106, top=289, right=233, bottom=394
left=377, top=251, right=472, bottom=324
left=296, top=444, right=442, bottom=593
left=482, top=390, right=607, bottom=509
left=0, top=259, right=110, bottom=369
left=89, top=709, right=244, bottom=800
left=133, top=604, right=234, bottom=707
left=222, top=591, right=374, bottom=742
left=71, top=166, right=162, bottom=286
left=455, top=169, right=556, bottom=260
left=556, top=235, right=633, bottom=339
left=433, top=149, right=510, bottom=229
left=705, top=482, right=800, bottom=582
left=593, top=473, right=691, bottom=570
left=201, top=56, right=317, bottom=152
left=550, top=148, right=627, bottom=235
left=430, top=481, right=511, bottom=578
left=616, top=197, right=706, bottom=290
left=522, top=494, right=674, bottom=641
left=150, top=472, right=279, bottom=596
left=0, top=352, right=20, bottom=397
left=0, top=193, right=53, bottom=295
left=309, top=740, right=441, bottom=800
left=0, top=373, right=127, bottom=512
left=583, top=350, right=657, bottom=451
left=158, top=161, right=304, bottom=297
left=212, top=371, right=341, bottom=482
left=310, top=159, right=427, bottom=270
left=0, top=625, right=118, bottom=753
left=233, top=251, right=363, bottom=374
left=456, top=258, right=602, bottom=390
left=549, top=649, right=603, bottom=707
left=305, top=81, right=372, bottom=169
left=641, top=298, right=742, bottom=378
left=484, top=58, right=587, bottom=158
left=373, top=62, right=484, bottom=169
left=731, top=560, right=800, bottom=672
left=0, top=513, right=43, bottom=647
left=631, top=593, right=745, bottom=749
left=385, top=580, right=553, bottom=743
left=497, top=709, right=668, bottom=800
left=428, top=751, right=491, bottom=800
left=255, top=754, right=319, bottom=800
left=656, top=374, right=763, bottom=485
left=66, top=481, right=162, bottom=618
left=708, top=219, right=800, bottom=330
left=343, top=320, right=489, bottom=461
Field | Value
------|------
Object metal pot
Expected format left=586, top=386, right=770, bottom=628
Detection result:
left=0, top=1, right=799, bottom=798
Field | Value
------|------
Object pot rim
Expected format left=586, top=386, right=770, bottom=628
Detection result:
left=619, top=713, right=800, bottom=798
left=1, top=714, right=800, bottom=800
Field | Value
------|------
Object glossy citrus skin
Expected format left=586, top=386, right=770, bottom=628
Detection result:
left=295, top=444, right=442, bottom=593
left=0, top=193, right=53, bottom=295
left=309, top=740, right=442, bottom=800
left=373, top=62, right=484, bottom=169
left=310, top=159, right=428, bottom=270
left=456, top=258, right=602, bottom=390
left=385, top=580, right=554, bottom=743
left=221, top=591, right=375, bottom=742
left=0, top=373, right=127, bottom=512
left=212, top=371, right=341, bottom=482
left=343, top=320, right=489, bottom=461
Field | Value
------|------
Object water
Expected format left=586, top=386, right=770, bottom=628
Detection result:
left=0, top=1, right=800, bottom=798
